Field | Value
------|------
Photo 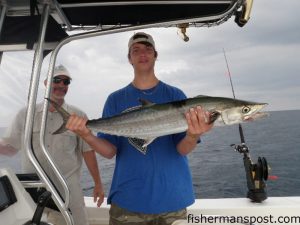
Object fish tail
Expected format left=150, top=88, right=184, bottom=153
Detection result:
left=45, top=98, right=70, bottom=134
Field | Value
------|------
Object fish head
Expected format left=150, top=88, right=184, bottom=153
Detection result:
left=220, top=101, right=268, bottom=125
left=244, top=111, right=270, bottom=122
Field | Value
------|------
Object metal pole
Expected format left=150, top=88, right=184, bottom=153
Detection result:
left=24, top=3, right=73, bottom=225
left=0, top=2, right=7, bottom=65
left=60, top=1, right=232, bottom=8
left=40, top=2, right=240, bottom=224
left=0, top=2, right=6, bottom=37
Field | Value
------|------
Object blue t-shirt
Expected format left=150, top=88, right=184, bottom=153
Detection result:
left=97, top=81, right=195, bottom=213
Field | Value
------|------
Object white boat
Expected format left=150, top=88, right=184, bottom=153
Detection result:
left=1, top=1, right=299, bottom=225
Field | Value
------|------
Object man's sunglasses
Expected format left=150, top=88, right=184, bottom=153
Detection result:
left=52, top=77, right=71, bottom=85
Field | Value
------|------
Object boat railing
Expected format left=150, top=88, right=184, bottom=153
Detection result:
left=20, top=2, right=74, bottom=225
left=1, top=1, right=248, bottom=225
left=29, top=2, right=242, bottom=225
left=19, top=180, right=46, bottom=189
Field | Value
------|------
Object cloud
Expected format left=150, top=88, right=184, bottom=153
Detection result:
left=0, top=0, right=299, bottom=126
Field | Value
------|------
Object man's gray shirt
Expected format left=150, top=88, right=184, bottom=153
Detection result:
left=3, top=102, right=91, bottom=179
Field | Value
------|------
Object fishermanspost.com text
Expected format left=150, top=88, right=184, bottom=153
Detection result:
left=187, top=213, right=300, bottom=224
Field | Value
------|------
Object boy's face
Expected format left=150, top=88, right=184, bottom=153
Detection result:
left=128, top=42, right=156, bottom=73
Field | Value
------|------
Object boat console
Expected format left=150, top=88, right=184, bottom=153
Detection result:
left=0, top=174, right=17, bottom=213
left=0, top=168, right=51, bottom=225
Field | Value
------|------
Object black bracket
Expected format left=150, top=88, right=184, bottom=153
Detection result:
left=23, top=191, right=52, bottom=225
left=231, top=125, right=268, bottom=203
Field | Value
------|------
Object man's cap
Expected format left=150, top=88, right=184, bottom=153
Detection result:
left=128, top=32, right=155, bottom=50
left=53, top=64, right=72, bottom=79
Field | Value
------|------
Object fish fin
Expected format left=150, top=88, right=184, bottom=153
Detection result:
left=53, top=125, right=68, bottom=135
left=128, top=137, right=156, bottom=155
left=142, top=138, right=155, bottom=148
left=209, top=111, right=221, bottom=124
left=45, top=98, right=70, bottom=134
left=121, top=99, right=153, bottom=114
left=121, top=105, right=142, bottom=113
left=139, top=98, right=155, bottom=107
left=128, top=138, right=148, bottom=154
left=194, top=95, right=209, bottom=98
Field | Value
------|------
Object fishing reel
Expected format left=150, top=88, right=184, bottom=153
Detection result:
left=231, top=125, right=269, bottom=203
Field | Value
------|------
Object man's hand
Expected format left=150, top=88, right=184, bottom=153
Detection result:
left=185, top=106, right=213, bottom=140
left=0, top=140, right=17, bottom=156
left=93, top=183, right=105, bottom=207
left=177, top=106, right=214, bottom=155
left=66, top=114, right=92, bottom=138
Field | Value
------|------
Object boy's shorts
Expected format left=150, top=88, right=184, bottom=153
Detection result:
left=109, top=203, right=187, bottom=225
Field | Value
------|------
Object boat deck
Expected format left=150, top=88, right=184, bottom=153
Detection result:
left=85, top=196, right=300, bottom=225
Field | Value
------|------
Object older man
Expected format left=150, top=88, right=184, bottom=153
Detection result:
left=0, top=65, right=104, bottom=225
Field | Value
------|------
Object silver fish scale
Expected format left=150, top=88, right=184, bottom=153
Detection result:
left=85, top=96, right=267, bottom=139
left=89, top=105, right=188, bottom=139
left=48, top=96, right=267, bottom=141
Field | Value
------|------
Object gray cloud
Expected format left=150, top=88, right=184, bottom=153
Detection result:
left=0, top=0, right=299, bottom=126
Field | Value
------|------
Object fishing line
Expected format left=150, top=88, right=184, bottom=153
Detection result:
left=223, top=48, right=236, bottom=99
left=222, top=48, right=245, bottom=143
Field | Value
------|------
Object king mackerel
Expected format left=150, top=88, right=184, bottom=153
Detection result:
left=47, top=96, right=267, bottom=154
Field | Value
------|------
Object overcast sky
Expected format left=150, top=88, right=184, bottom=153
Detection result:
left=0, top=0, right=300, bottom=127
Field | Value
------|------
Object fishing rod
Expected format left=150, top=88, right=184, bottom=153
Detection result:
left=222, top=48, right=268, bottom=203
left=222, top=48, right=246, bottom=143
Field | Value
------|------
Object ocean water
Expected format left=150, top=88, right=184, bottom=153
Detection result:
left=1, top=110, right=300, bottom=199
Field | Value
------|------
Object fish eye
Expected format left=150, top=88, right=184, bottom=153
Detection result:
left=242, top=106, right=251, bottom=114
